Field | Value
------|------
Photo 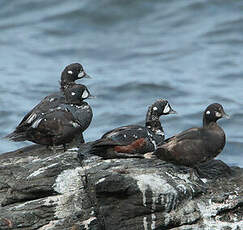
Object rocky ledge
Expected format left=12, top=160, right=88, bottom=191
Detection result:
left=0, top=145, right=242, bottom=230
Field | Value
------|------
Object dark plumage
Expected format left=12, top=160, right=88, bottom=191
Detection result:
left=6, top=63, right=91, bottom=138
left=154, top=103, right=229, bottom=166
left=5, top=84, right=93, bottom=148
left=60, top=63, right=91, bottom=90
left=82, top=99, right=176, bottom=158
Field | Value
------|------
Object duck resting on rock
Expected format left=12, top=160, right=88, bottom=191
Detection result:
left=5, top=84, right=93, bottom=150
left=6, top=63, right=91, bottom=140
left=152, top=103, right=229, bottom=167
left=79, top=99, right=176, bottom=159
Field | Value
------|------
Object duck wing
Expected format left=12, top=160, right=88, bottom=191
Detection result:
left=25, top=108, right=82, bottom=146
left=102, top=125, right=149, bottom=145
left=155, top=127, right=210, bottom=166
left=17, top=92, right=64, bottom=131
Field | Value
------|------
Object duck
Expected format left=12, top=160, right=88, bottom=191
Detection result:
left=153, top=103, right=229, bottom=166
left=60, top=63, right=91, bottom=90
left=5, top=63, right=91, bottom=141
left=80, top=99, right=176, bottom=159
left=5, top=84, right=93, bottom=148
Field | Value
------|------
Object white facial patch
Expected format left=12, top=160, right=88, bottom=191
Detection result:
left=68, top=70, right=73, bottom=74
left=153, top=107, right=158, bottom=111
left=78, top=71, right=85, bottom=78
left=215, top=111, right=221, bottom=117
left=82, top=89, right=89, bottom=99
left=49, top=98, right=55, bottom=102
left=206, top=111, right=210, bottom=115
left=71, top=92, right=76, bottom=96
left=163, top=103, right=170, bottom=113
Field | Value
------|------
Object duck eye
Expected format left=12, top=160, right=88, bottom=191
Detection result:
left=153, top=107, right=158, bottom=111
left=68, top=70, right=73, bottom=74
left=71, top=92, right=76, bottom=96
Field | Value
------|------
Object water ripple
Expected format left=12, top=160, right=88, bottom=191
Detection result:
left=0, top=0, right=243, bottom=166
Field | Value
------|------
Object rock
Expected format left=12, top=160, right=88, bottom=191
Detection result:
left=0, top=144, right=242, bottom=230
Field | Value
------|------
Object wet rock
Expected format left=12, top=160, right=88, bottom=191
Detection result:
left=0, top=144, right=242, bottom=230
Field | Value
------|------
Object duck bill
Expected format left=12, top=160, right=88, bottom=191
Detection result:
left=222, top=112, right=230, bottom=119
left=87, top=94, right=96, bottom=99
left=78, top=71, right=92, bottom=79
left=83, top=73, right=92, bottom=79
left=169, top=109, right=177, bottom=114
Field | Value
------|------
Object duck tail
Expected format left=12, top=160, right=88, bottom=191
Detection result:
left=78, top=138, right=123, bottom=159
left=3, top=131, right=27, bottom=142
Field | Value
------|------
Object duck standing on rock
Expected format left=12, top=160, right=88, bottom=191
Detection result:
left=153, top=103, right=229, bottom=166
left=8, top=63, right=91, bottom=135
left=80, top=99, right=176, bottom=159
left=5, top=84, right=93, bottom=149
left=5, top=63, right=90, bottom=139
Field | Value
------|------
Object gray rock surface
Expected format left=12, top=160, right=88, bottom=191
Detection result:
left=0, top=145, right=242, bottom=230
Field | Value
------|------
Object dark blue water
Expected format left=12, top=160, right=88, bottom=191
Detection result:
left=1, top=0, right=243, bottom=167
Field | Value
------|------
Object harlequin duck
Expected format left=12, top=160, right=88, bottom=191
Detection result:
left=60, top=63, right=91, bottom=90
left=81, top=99, right=176, bottom=159
left=5, top=63, right=91, bottom=141
left=153, top=103, right=229, bottom=166
left=5, top=84, right=93, bottom=148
